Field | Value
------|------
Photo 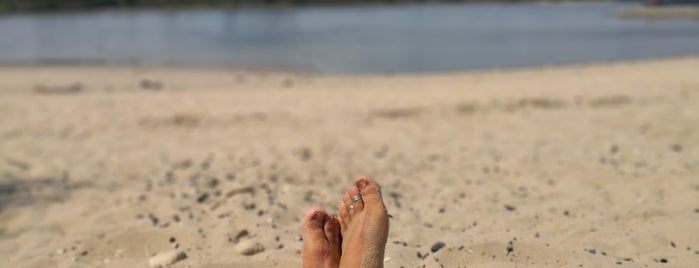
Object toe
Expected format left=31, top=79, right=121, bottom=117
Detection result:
left=341, top=187, right=355, bottom=218
left=324, top=216, right=341, bottom=257
left=347, top=187, right=364, bottom=215
left=355, top=176, right=385, bottom=208
left=303, top=208, right=329, bottom=241
left=338, top=201, right=349, bottom=235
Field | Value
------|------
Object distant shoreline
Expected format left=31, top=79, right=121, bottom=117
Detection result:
left=618, top=5, right=699, bottom=20
left=0, top=0, right=610, bottom=14
left=1, top=55, right=697, bottom=76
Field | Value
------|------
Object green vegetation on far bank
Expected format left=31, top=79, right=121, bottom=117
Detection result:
left=0, top=0, right=598, bottom=13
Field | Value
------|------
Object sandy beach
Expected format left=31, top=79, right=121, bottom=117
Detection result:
left=618, top=5, right=699, bottom=20
left=1, top=57, right=698, bottom=267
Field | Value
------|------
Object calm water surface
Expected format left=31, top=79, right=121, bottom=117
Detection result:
left=0, top=2, right=698, bottom=73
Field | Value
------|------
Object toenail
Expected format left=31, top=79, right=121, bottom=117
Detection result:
left=347, top=204, right=355, bottom=211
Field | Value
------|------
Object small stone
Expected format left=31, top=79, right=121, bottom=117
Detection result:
left=148, top=250, right=187, bottom=267
left=431, top=242, right=446, bottom=253
left=503, top=204, right=516, bottom=211
left=659, top=258, right=668, bottom=263
left=139, top=79, right=164, bottom=90
left=235, top=240, right=264, bottom=256
left=610, top=145, right=619, bottom=154
left=148, top=214, right=159, bottom=226
left=232, top=229, right=250, bottom=243
left=196, top=193, right=209, bottom=203
left=57, top=248, right=66, bottom=255
left=506, top=241, right=514, bottom=255
left=671, top=144, right=682, bottom=152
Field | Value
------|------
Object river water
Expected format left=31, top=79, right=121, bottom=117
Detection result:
left=0, top=2, right=698, bottom=73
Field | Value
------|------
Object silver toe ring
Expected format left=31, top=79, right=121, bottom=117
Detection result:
left=351, top=195, right=362, bottom=202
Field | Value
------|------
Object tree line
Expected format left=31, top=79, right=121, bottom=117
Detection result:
left=0, top=0, right=560, bottom=13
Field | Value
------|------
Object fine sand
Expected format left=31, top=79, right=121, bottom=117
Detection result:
left=1, top=57, right=698, bottom=267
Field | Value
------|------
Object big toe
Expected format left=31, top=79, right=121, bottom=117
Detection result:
left=303, top=208, right=329, bottom=241
left=355, top=176, right=385, bottom=208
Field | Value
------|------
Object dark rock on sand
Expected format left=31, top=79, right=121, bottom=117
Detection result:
left=430, top=242, right=446, bottom=253
left=506, top=241, right=514, bottom=255
left=148, top=214, right=159, bottom=226
left=34, top=83, right=83, bottom=94
left=140, top=79, right=164, bottom=90
left=610, top=144, right=619, bottom=154
left=671, top=144, right=682, bottom=152
left=196, top=192, right=209, bottom=203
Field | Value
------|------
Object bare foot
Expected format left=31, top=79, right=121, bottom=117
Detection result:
left=338, top=177, right=389, bottom=268
left=302, top=208, right=342, bottom=268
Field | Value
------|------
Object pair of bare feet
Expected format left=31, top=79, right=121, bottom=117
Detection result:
left=302, top=177, right=389, bottom=268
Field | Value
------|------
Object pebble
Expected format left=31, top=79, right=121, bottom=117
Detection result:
left=506, top=241, right=514, bottom=255
left=197, top=192, right=209, bottom=203
left=431, top=242, right=446, bottom=253
left=140, top=79, right=164, bottom=90
left=148, top=250, right=187, bottom=267
left=235, top=240, right=264, bottom=256
left=610, top=144, right=619, bottom=154
left=671, top=144, right=682, bottom=152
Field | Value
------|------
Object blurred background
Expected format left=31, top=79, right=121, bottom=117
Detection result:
left=0, top=0, right=698, bottom=73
